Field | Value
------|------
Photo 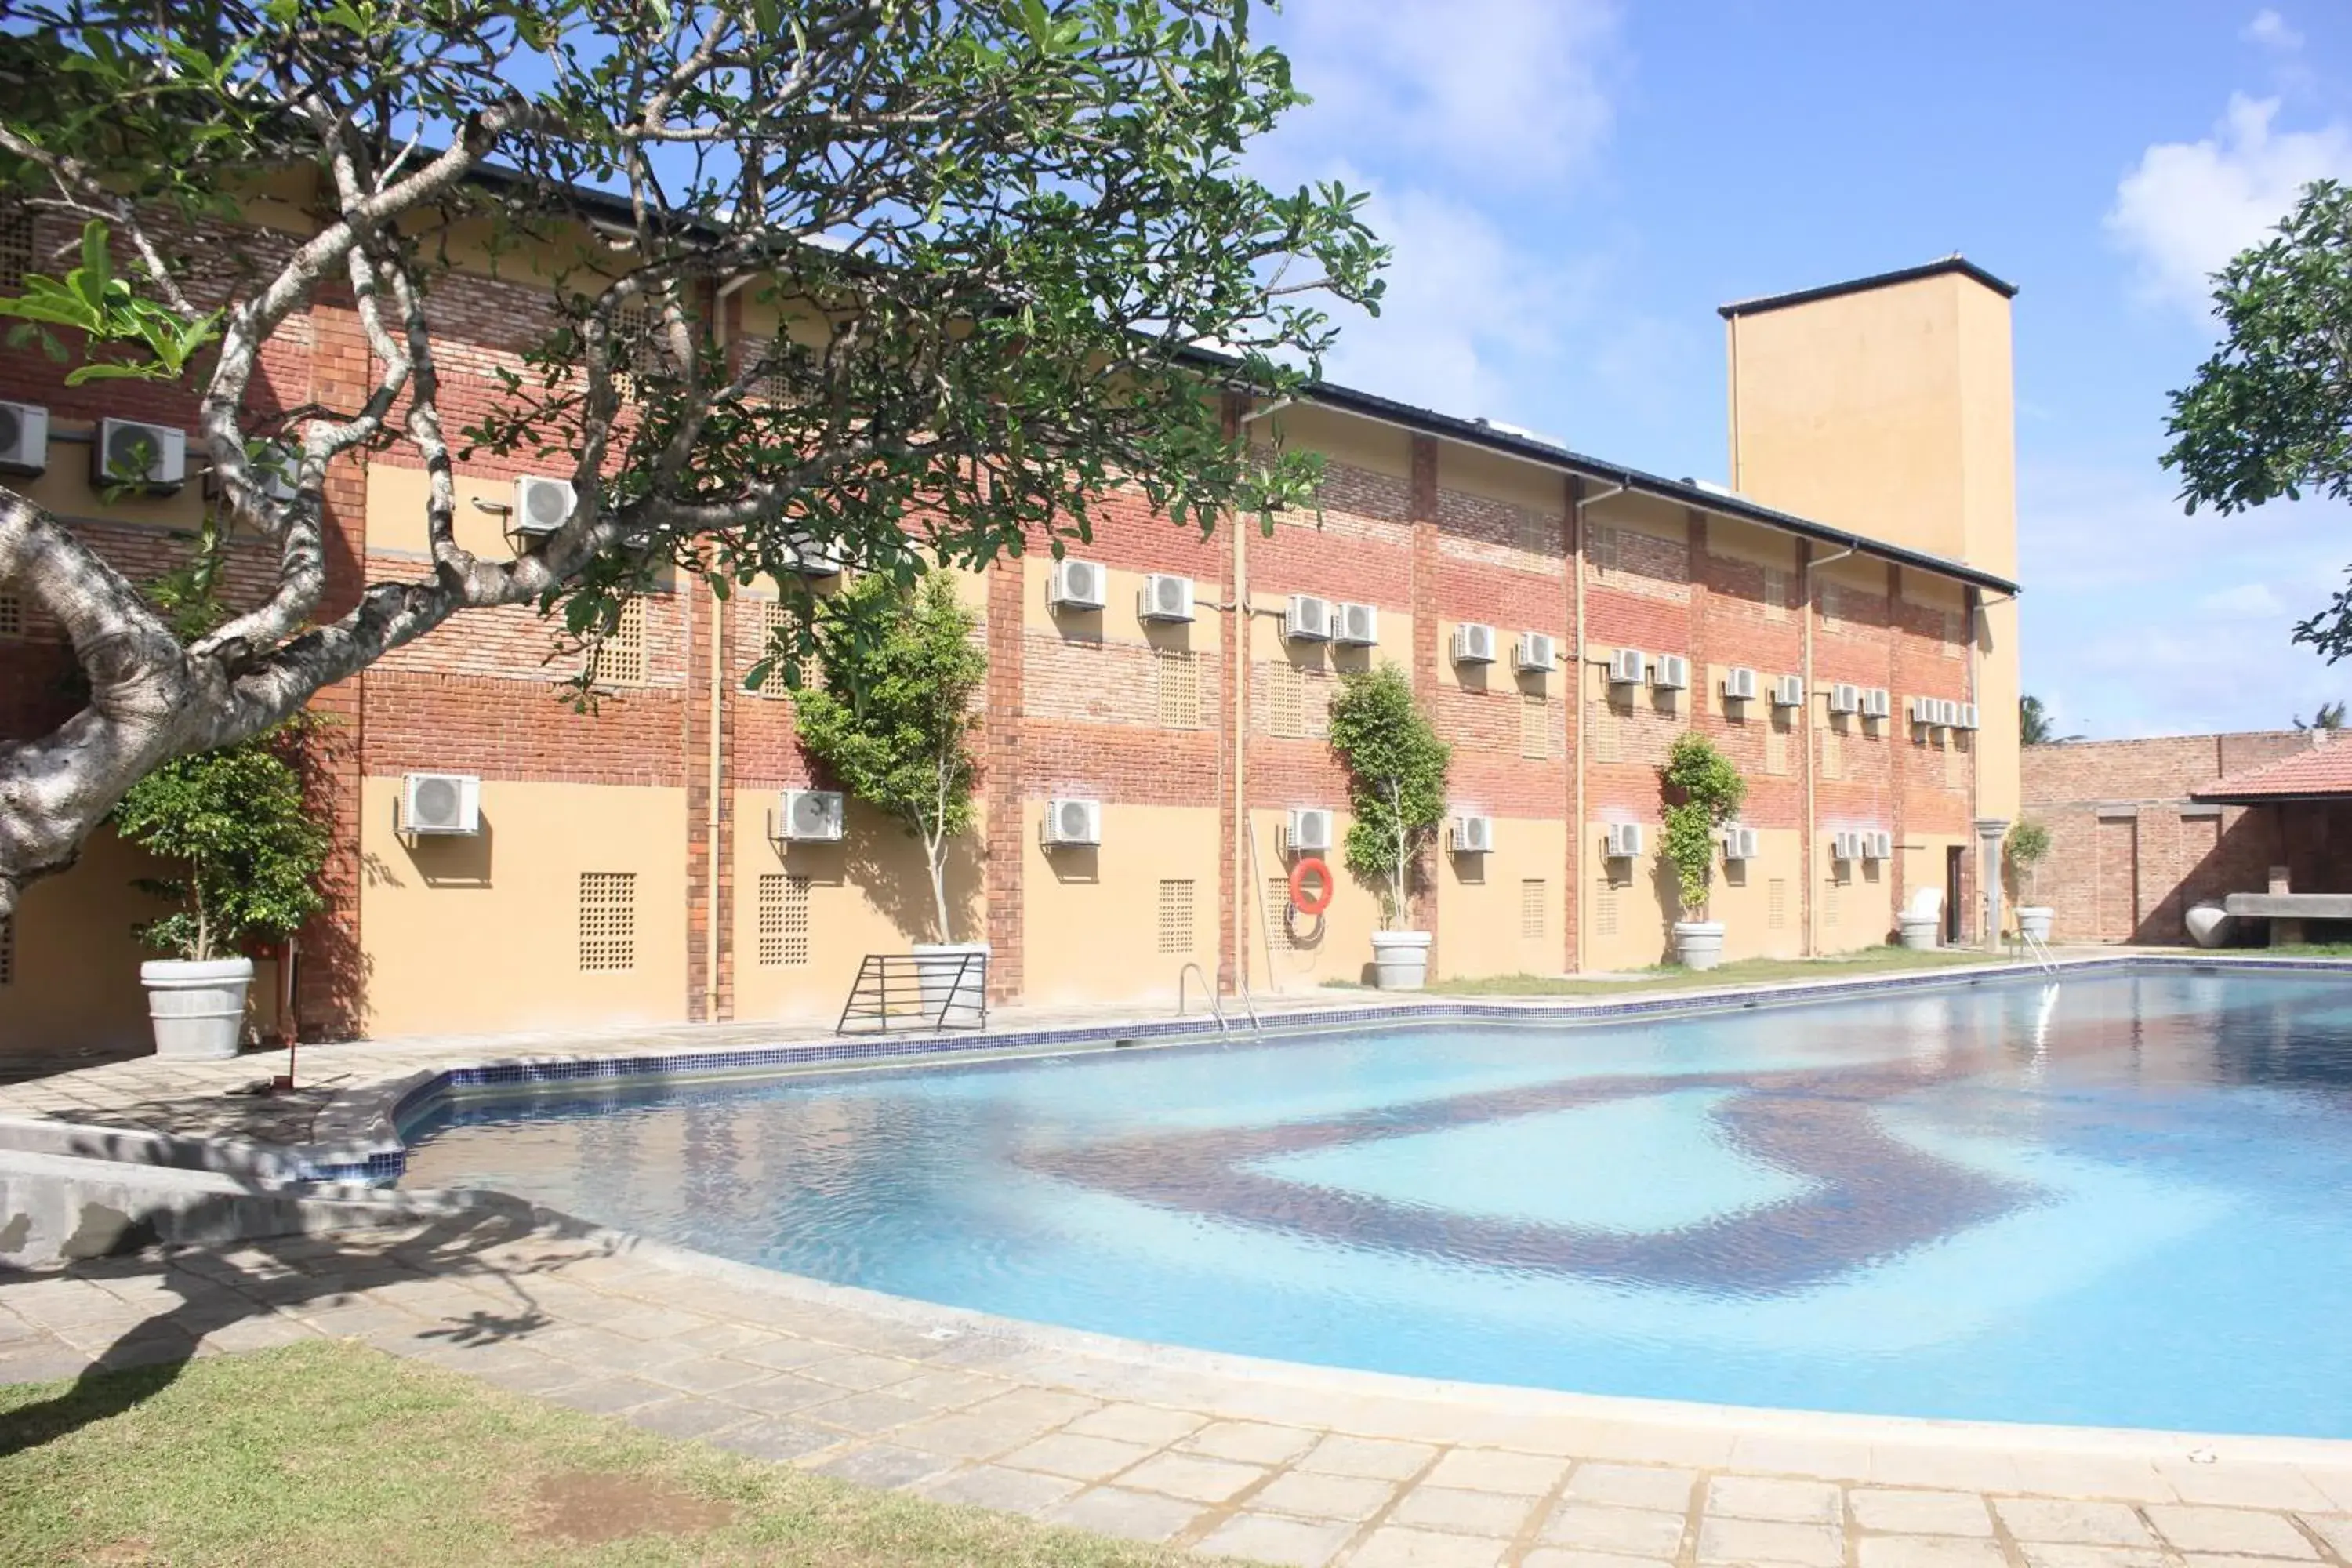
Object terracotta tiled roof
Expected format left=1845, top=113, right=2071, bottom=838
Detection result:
left=2191, top=739, right=2352, bottom=802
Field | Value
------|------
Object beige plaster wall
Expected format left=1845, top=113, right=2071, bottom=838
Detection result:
left=1249, top=807, right=1384, bottom=993
left=1023, top=557, right=1221, bottom=651
left=2, top=828, right=175, bottom=1054
left=1024, top=803, right=1220, bottom=1008
left=1254, top=404, right=1413, bottom=480
left=357, top=778, right=690, bottom=1037
left=1436, top=818, right=1568, bottom=979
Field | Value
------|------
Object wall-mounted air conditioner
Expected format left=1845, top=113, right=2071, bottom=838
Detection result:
left=1860, top=687, right=1893, bottom=720
left=1724, top=666, right=1759, bottom=702
left=1863, top=829, right=1893, bottom=861
left=1722, top=825, right=1760, bottom=861
left=93, top=418, right=186, bottom=492
left=511, top=475, right=576, bottom=535
left=1286, top=806, right=1335, bottom=853
left=0, top=401, right=49, bottom=476
left=1830, top=829, right=1861, bottom=862
left=1041, top=797, right=1102, bottom=846
left=1334, top=601, right=1379, bottom=646
left=786, top=532, right=844, bottom=577
left=401, top=772, right=482, bottom=836
left=1604, top=821, right=1644, bottom=859
left=1515, top=631, right=1556, bottom=673
left=1828, top=682, right=1860, bottom=715
left=1048, top=557, right=1107, bottom=610
left=1955, top=702, right=1980, bottom=731
left=1772, top=673, right=1806, bottom=708
left=772, top=788, right=845, bottom=842
left=1938, top=699, right=1962, bottom=728
left=1909, top=695, right=1941, bottom=726
left=1452, top=622, right=1497, bottom=664
left=1651, top=653, right=1690, bottom=691
left=1138, top=572, right=1194, bottom=622
left=1451, top=814, right=1495, bottom=854
left=1607, top=647, right=1647, bottom=685
left=1285, top=593, right=1332, bottom=642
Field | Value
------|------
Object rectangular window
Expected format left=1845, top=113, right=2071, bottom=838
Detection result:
left=1822, top=877, right=1841, bottom=929
left=1767, top=878, right=1788, bottom=931
left=0, top=913, right=13, bottom=985
left=1593, top=880, right=1619, bottom=938
left=1158, top=650, right=1200, bottom=730
left=1264, top=876, right=1297, bottom=951
left=1819, top=725, right=1842, bottom=782
left=1519, top=693, right=1549, bottom=760
left=1157, top=879, right=1196, bottom=956
left=1763, top=724, right=1789, bottom=778
left=1762, top=568, right=1790, bottom=622
left=1589, top=693, right=1621, bottom=765
left=1588, top=524, right=1620, bottom=573
left=1944, top=609, right=1965, bottom=657
left=0, top=590, right=21, bottom=641
left=1515, top=510, right=1554, bottom=555
left=579, top=872, right=637, bottom=971
left=0, top=205, right=28, bottom=292
left=1520, top=879, right=1546, bottom=941
left=745, top=598, right=795, bottom=696
left=589, top=597, right=648, bottom=687
left=1267, top=661, right=1305, bottom=739
left=757, top=873, right=811, bottom=967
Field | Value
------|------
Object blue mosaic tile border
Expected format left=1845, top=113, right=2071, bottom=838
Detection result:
left=292, top=953, right=2352, bottom=1185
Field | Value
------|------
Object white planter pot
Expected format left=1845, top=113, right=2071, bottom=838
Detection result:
left=1370, top=930, right=1432, bottom=991
left=2016, top=906, right=2056, bottom=942
left=910, top=942, right=989, bottom=1025
left=1896, top=915, right=1942, bottom=952
left=2184, top=902, right=2234, bottom=949
left=1671, top=920, right=1726, bottom=971
left=139, top=957, right=254, bottom=1061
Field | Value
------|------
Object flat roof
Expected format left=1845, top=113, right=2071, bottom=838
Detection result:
left=1719, top=256, right=2020, bottom=319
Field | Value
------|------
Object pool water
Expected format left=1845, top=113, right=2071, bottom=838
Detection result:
left=401, top=968, right=2352, bottom=1437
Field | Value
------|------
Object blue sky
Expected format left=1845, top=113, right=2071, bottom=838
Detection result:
left=1247, top=0, right=2352, bottom=739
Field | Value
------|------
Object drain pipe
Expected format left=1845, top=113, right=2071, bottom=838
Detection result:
left=1570, top=474, right=1627, bottom=975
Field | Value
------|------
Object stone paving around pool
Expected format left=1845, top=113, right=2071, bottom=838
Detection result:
left=9, top=1211, right=2352, bottom=1568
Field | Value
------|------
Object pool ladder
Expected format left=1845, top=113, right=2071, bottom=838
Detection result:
left=2015, top=929, right=2060, bottom=975
left=1178, top=961, right=1260, bottom=1034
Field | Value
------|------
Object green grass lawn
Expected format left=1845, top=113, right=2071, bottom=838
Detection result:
left=1327, top=944, right=2004, bottom=997
left=0, top=1341, right=1210, bottom=1568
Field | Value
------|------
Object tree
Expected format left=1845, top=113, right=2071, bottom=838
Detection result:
left=2019, top=694, right=2082, bottom=746
left=1658, top=732, right=1746, bottom=922
left=1326, top=662, right=1449, bottom=931
left=790, top=569, right=984, bottom=945
left=2296, top=700, right=2347, bottom=731
left=2005, top=819, right=2052, bottom=907
left=2163, top=178, right=2352, bottom=658
left=0, top=1, right=1385, bottom=917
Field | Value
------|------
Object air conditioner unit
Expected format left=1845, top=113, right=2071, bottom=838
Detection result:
left=1453, top=622, right=1497, bottom=664
left=1909, top=695, right=1940, bottom=726
left=772, top=788, right=845, bottom=842
left=1955, top=702, right=1980, bottom=731
left=1451, top=814, right=1495, bottom=854
left=510, top=475, right=576, bottom=535
left=1515, top=631, right=1556, bottom=673
left=1334, top=601, right=1379, bottom=646
left=1607, top=647, right=1647, bottom=685
left=785, top=533, right=845, bottom=577
left=1829, top=682, right=1860, bottom=715
left=401, top=771, right=481, bottom=836
left=1723, top=666, right=1759, bottom=702
left=1772, top=673, right=1806, bottom=708
left=1286, top=806, right=1335, bottom=853
left=1830, top=829, right=1860, bottom=862
left=1041, top=797, right=1102, bottom=847
left=1285, top=593, right=1333, bottom=641
left=1604, top=821, right=1644, bottom=860
left=0, top=401, right=49, bottom=476
left=1864, top=829, right=1893, bottom=862
left=1939, top=699, right=1962, bottom=728
left=1861, top=687, right=1893, bottom=720
left=1138, top=572, right=1195, bottom=622
left=1722, top=825, right=1760, bottom=862
left=1048, top=557, right=1108, bottom=610
left=1652, top=653, right=1691, bottom=691
left=93, top=417, right=186, bottom=491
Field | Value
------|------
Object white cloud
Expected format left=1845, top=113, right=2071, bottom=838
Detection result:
left=2106, top=94, right=2352, bottom=314
left=2196, top=582, right=2288, bottom=618
left=2243, top=9, right=2303, bottom=51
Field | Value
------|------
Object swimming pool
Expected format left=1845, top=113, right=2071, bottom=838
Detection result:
left=401, top=966, right=2352, bottom=1438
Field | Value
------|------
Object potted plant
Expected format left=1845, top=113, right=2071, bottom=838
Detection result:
left=112, top=725, right=329, bottom=1058
left=1659, top=731, right=1748, bottom=970
left=791, top=568, right=987, bottom=1021
left=2008, top=819, right=2055, bottom=942
left=1328, top=662, right=1450, bottom=989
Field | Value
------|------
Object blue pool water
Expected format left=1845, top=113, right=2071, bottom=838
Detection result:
left=401, top=968, right=2352, bottom=1437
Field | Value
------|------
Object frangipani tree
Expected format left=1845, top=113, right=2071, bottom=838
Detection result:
left=1327, top=662, right=1449, bottom=931
left=0, top=0, right=1385, bottom=916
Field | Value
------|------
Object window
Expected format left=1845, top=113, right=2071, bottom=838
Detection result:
left=1264, top=877, right=1297, bottom=950
left=1593, top=880, right=1619, bottom=938
left=1763, top=724, right=1789, bottom=778
left=0, top=204, right=29, bottom=293
left=745, top=598, right=797, bottom=696
left=1515, top=510, right=1553, bottom=555
left=1158, top=650, right=1200, bottom=729
left=1768, top=878, right=1788, bottom=931
left=1762, top=568, right=1791, bottom=622
left=0, top=589, right=22, bottom=641
left=1818, top=725, right=1842, bottom=782
left=757, top=873, right=810, bottom=967
left=736, top=332, right=794, bottom=401
left=589, top=597, right=648, bottom=687
left=1821, top=877, right=1841, bottom=930
left=579, top=872, right=637, bottom=971
left=1589, top=688, right=1621, bottom=764
left=1157, top=880, right=1196, bottom=955
left=1266, top=661, right=1305, bottom=739
left=0, top=913, right=13, bottom=985
left=1520, top=879, right=1546, bottom=941
left=1519, top=694, right=1549, bottom=760
left=1588, top=524, right=1620, bottom=573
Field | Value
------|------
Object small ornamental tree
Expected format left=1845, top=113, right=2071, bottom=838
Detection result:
left=1327, top=662, right=1450, bottom=931
left=1658, top=732, right=1747, bottom=922
left=790, top=571, right=985, bottom=946
left=2006, top=819, right=2053, bottom=907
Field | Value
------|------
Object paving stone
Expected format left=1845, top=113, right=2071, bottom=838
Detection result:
left=626, top=1397, right=750, bottom=1441
left=1295, top=1434, right=1438, bottom=1481
left=1062, top=1403, right=1208, bottom=1446
left=1706, top=1474, right=1842, bottom=1524
left=1562, top=1464, right=1697, bottom=1512
left=913, top=1464, right=1083, bottom=1515
left=1041, top=1486, right=1207, bottom=1544
left=706, top=1417, right=841, bottom=1464
left=1519, top=1552, right=1675, bottom=1568
left=720, top=1372, right=841, bottom=1418
left=1181, top=1419, right=1319, bottom=1465
left=544, top=1374, right=673, bottom=1415
left=2180, top=1557, right=2331, bottom=1568
left=1994, top=1499, right=2158, bottom=1547
left=805, top=1442, right=957, bottom=1490
left=2144, top=1505, right=2319, bottom=1559
left=1250, top=1469, right=1400, bottom=1523
left=1388, top=1484, right=1541, bottom=1537
left=798, top=1351, right=921, bottom=1392
left=2156, top=1466, right=2337, bottom=1513
left=1694, top=1515, right=1845, bottom=1566
left=1344, top=1525, right=1509, bottom=1567
left=731, top=1337, right=840, bottom=1374
left=1116, top=1450, right=1267, bottom=1504
left=1541, top=1504, right=1688, bottom=1557
left=1421, top=1448, right=1570, bottom=1496
left=798, top=1389, right=930, bottom=1436
left=956, top=1388, right=1099, bottom=1435
left=2013, top=1547, right=2168, bottom=1568
left=641, top=1354, right=768, bottom=1396
left=1192, top=1512, right=1356, bottom=1567
left=873, top=1369, right=1003, bottom=1413
left=1849, top=1487, right=1996, bottom=1537
left=1857, top=1538, right=2009, bottom=1568
left=997, top=1432, right=1155, bottom=1482
left=2297, top=1514, right=2352, bottom=1557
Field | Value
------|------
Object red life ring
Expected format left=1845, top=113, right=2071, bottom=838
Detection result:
left=1289, top=856, right=1335, bottom=916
